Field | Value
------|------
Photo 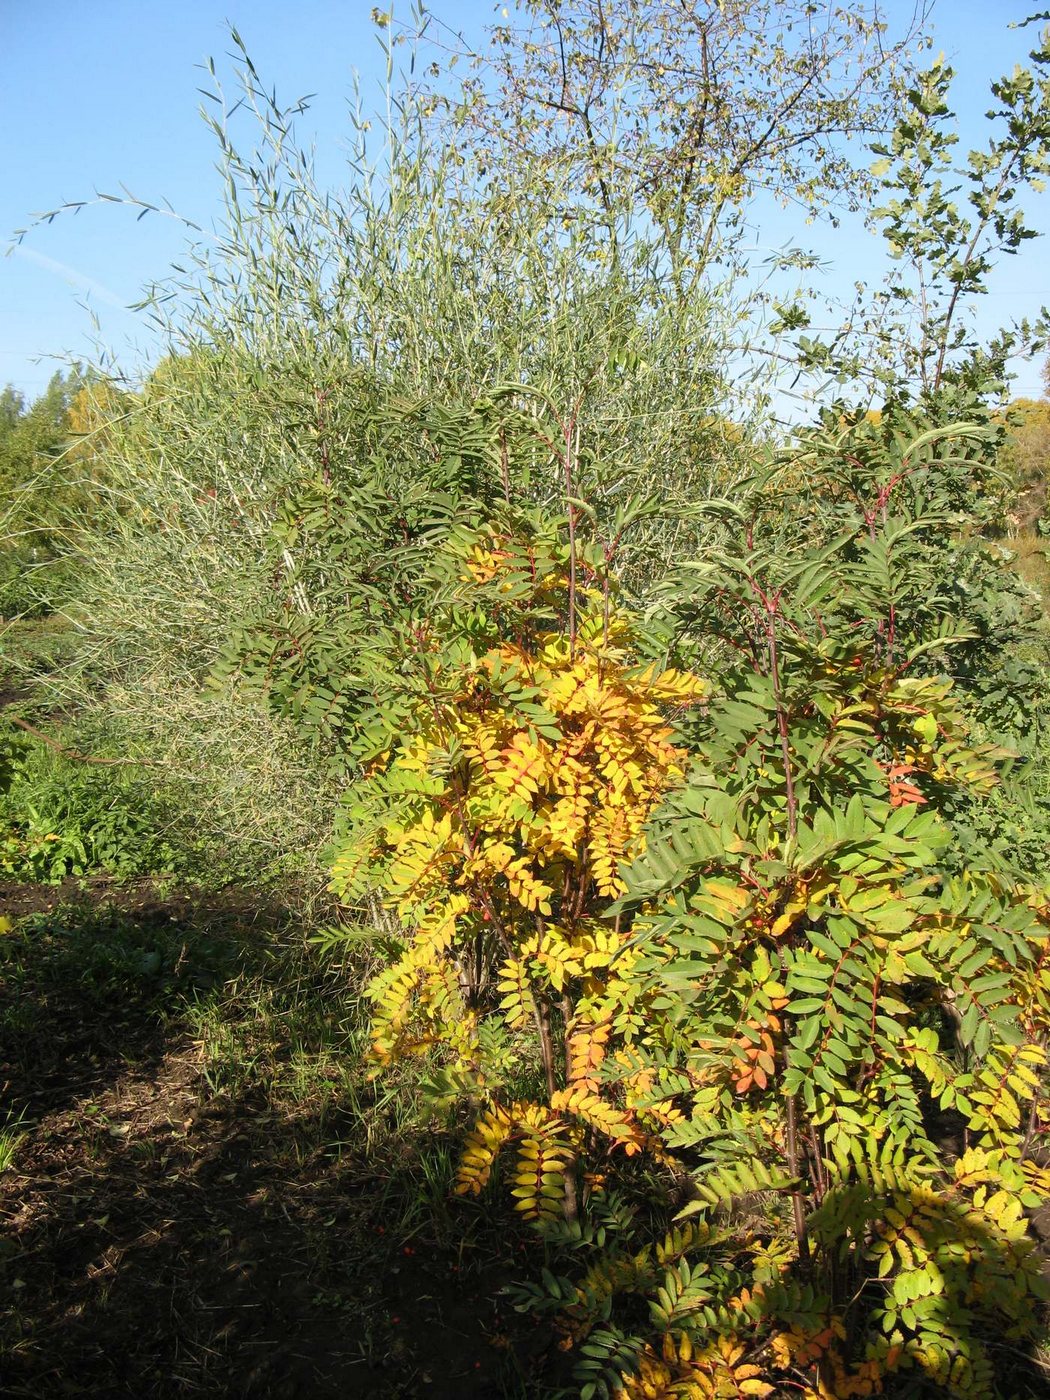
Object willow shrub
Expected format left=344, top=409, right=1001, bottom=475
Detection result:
left=331, top=414, right=1050, bottom=1398
left=33, top=38, right=747, bottom=881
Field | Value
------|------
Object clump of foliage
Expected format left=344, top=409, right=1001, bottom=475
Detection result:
left=426, top=0, right=926, bottom=283
left=0, top=735, right=179, bottom=883
left=10, top=25, right=749, bottom=888
left=1001, top=394, right=1050, bottom=533
left=791, top=17, right=1050, bottom=413
left=208, top=385, right=530, bottom=760
left=331, top=409, right=1050, bottom=1398
left=0, top=369, right=111, bottom=618
left=332, top=517, right=707, bottom=1219
left=995, top=362, right=1050, bottom=612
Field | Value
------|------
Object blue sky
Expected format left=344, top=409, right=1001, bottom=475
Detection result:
left=3, top=0, right=1049, bottom=404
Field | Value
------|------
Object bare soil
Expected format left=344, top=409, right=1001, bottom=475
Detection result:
left=0, top=880, right=543, bottom=1399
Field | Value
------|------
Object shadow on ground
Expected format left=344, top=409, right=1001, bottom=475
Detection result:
left=0, top=882, right=543, bottom=1398
left=5, top=881, right=1048, bottom=1399
left=0, top=880, right=267, bottom=1122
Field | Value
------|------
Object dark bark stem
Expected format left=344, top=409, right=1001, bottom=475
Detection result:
left=564, top=417, right=578, bottom=659
left=766, top=608, right=798, bottom=839
left=784, top=1092, right=808, bottom=1254
left=535, top=999, right=558, bottom=1103
left=560, top=993, right=579, bottom=1222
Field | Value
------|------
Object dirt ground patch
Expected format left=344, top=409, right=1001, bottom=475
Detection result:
left=2, top=1046, right=535, bottom=1397
left=0, top=882, right=546, bottom=1398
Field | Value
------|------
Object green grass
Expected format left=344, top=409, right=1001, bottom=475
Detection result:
left=0, top=1112, right=26, bottom=1172
left=179, top=942, right=491, bottom=1240
left=0, top=741, right=183, bottom=883
left=1008, top=529, right=1050, bottom=613
left=0, top=614, right=78, bottom=688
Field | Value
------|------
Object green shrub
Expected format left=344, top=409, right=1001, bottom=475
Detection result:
left=0, top=738, right=178, bottom=882
left=327, top=411, right=1050, bottom=1398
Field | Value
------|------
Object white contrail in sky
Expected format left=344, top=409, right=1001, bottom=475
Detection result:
left=9, top=245, right=127, bottom=309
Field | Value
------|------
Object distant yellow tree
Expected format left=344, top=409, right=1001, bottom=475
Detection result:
left=66, top=379, right=130, bottom=465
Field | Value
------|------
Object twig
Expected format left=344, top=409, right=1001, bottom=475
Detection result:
left=6, top=715, right=156, bottom=768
